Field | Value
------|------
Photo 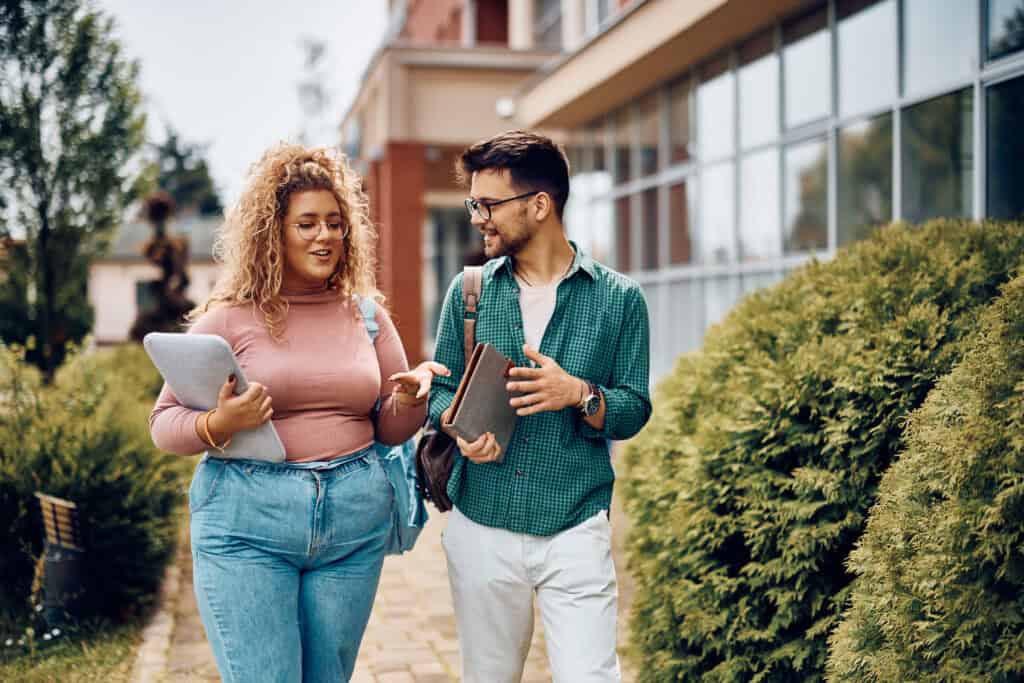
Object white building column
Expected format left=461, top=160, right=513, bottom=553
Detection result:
left=509, top=0, right=534, bottom=50
left=562, top=0, right=586, bottom=51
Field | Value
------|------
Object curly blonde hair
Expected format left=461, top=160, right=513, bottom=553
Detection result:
left=188, top=144, right=380, bottom=339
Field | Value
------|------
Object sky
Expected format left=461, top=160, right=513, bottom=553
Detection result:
left=98, top=0, right=389, bottom=206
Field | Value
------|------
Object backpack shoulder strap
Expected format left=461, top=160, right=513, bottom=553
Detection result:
left=357, top=296, right=379, bottom=344
left=462, top=266, right=483, bottom=361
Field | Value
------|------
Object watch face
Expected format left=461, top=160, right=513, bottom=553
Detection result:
left=584, top=394, right=600, bottom=416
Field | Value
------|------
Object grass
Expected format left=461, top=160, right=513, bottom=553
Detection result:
left=0, top=614, right=145, bottom=682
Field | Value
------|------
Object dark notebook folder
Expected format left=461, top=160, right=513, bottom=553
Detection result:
left=443, top=343, right=519, bottom=460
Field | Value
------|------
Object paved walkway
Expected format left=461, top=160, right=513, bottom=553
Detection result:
left=150, top=500, right=636, bottom=682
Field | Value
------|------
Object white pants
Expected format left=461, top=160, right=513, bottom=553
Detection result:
left=442, top=507, right=621, bottom=683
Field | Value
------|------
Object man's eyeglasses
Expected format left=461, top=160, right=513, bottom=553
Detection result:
left=290, top=218, right=349, bottom=241
left=464, top=191, right=540, bottom=221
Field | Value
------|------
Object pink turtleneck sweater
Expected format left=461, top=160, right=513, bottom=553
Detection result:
left=148, top=289, right=424, bottom=462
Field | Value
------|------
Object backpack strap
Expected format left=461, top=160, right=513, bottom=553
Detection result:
left=358, top=296, right=379, bottom=343
left=462, top=266, right=483, bottom=361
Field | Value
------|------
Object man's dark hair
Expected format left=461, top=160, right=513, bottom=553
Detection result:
left=456, top=130, right=571, bottom=220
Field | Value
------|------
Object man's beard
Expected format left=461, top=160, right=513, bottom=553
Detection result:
left=483, top=212, right=530, bottom=258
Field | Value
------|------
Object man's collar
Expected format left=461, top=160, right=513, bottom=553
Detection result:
left=494, top=241, right=597, bottom=281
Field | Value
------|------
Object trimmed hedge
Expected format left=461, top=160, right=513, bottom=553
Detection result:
left=827, top=274, right=1024, bottom=682
left=0, top=343, right=184, bottom=619
left=622, top=220, right=1024, bottom=682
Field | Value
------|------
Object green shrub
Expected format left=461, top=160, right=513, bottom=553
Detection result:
left=0, top=343, right=185, bottom=620
left=826, top=274, right=1024, bottom=682
left=622, top=220, right=1024, bottom=682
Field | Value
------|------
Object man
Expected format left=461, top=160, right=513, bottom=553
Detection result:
left=428, top=130, right=652, bottom=682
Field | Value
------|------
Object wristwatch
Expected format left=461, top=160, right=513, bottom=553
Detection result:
left=579, top=380, right=601, bottom=418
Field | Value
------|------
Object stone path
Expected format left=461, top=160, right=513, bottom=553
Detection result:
left=142, top=498, right=636, bottom=682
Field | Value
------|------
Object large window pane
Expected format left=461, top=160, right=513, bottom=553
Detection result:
left=705, top=275, right=742, bottom=327
left=697, top=55, right=735, bottom=160
left=534, top=0, right=562, bottom=50
left=988, top=75, right=1024, bottom=219
left=588, top=121, right=608, bottom=175
left=838, top=0, right=897, bottom=118
left=613, top=108, right=632, bottom=184
left=615, top=195, right=632, bottom=270
left=590, top=199, right=614, bottom=265
left=740, top=148, right=781, bottom=261
left=637, top=91, right=661, bottom=177
left=784, top=138, right=828, bottom=253
left=989, top=0, right=1024, bottom=61
left=902, top=88, right=973, bottom=224
left=904, top=0, right=977, bottom=97
left=783, top=7, right=831, bottom=129
left=641, top=188, right=659, bottom=270
left=838, top=113, right=893, bottom=245
left=668, top=278, right=703, bottom=356
left=669, top=78, right=692, bottom=164
left=699, top=162, right=736, bottom=264
left=740, top=32, right=779, bottom=149
left=669, top=181, right=694, bottom=264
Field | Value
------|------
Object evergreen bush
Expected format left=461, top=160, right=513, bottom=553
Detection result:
left=827, top=274, right=1024, bottom=682
left=622, top=220, right=1024, bottom=682
left=0, top=343, right=184, bottom=619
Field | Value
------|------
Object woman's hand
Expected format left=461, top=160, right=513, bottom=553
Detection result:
left=388, top=361, right=451, bottom=406
left=205, top=375, right=273, bottom=442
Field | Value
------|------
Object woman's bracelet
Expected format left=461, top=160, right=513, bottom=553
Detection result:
left=199, top=409, right=232, bottom=453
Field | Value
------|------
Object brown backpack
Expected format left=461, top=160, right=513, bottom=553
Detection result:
left=415, top=265, right=482, bottom=512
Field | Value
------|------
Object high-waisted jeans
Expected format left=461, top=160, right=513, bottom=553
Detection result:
left=188, top=446, right=393, bottom=682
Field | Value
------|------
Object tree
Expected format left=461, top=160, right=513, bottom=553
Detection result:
left=146, top=126, right=223, bottom=217
left=0, top=0, right=146, bottom=377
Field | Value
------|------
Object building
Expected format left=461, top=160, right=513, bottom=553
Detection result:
left=88, top=216, right=220, bottom=344
left=348, top=0, right=1024, bottom=380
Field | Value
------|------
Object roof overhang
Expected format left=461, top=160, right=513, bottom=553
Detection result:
left=516, top=0, right=815, bottom=128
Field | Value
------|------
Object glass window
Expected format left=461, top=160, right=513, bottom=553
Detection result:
left=838, top=0, right=897, bottom=118
left=427, top=208, right=476, bottom=343
left=988, top=0, right=1024, bottom=61
left=784, top=137, right=829, bottom=253
left=669, top=181, right=694, bottom=264
left=739, top=31, right=779, bottom=149
left=705, top=275, right=742, bottom=327
left=589, top=199, right=615, bottom=265
left=668, top=278, right=704, bottom=355
left=739, top=148, right=782, bottom=261
left=697, top=55, right=735, bottom=160
left=669, top=78, right=692, bottom=164
left=641, top=188, right=660, bottom=270
left=988, top=75, right=1024, bottom=219
left=742, top=271, right=783, bottom=295
left=637, top=91, right=661, bottom=177
left=534, top=0, right=562, bottom=50
left=699, top=162, right=736, bottom=264
left=902, top=88, right=973, bottom=224
left=904, top=0, right=977, bottom=97
left=615, top=195, right=633, bottom=271
left=613, top=107, right=632, bottom=184
left=587, top=121, right=608, bottom=174
left=838, top=113, right=893, bottom=245
left=783, top=7, right=831, bottom=129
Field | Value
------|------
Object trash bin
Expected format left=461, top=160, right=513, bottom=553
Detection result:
left=35, top=493, right=84, bottom=626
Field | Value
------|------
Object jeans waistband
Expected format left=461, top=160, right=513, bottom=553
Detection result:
left=204, top=445, right=376, bottom=472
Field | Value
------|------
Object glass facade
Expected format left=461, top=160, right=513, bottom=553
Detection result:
left=564, top=0, right=1024, bottom=380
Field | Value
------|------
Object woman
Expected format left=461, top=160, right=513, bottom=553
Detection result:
left=149, top=144, right=446, bottom=682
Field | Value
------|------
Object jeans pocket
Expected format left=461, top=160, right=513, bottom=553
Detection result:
left=188, top=458, right=227, bottom=514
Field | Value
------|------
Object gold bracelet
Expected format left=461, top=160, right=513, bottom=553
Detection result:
left=201, top=409, right=232, bottom=453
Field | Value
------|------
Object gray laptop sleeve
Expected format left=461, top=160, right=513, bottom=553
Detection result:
left=143, top=332, right=286, bottom=463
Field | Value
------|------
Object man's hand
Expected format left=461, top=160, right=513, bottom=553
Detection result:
left=506, top=344, right=585, bottom=417
left=389, top=361, right=451, bottom=406
left=456, top=432, right=502, bottom=463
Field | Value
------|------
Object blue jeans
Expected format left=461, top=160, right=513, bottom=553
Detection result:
left=189, top=446, right=393, bottom=682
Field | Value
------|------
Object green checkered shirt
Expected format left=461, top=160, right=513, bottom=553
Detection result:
left=428, top=242, right=652, bottom=536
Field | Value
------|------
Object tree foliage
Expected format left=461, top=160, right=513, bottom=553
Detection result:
left=827, top=273, right=1024, bottom=683
left=0, top=0, right=146, bottom=376
left=622, top=220, right=1024, bottom=682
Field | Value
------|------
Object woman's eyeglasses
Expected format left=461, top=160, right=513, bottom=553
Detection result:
left=290, top=218, right=349, bottom=241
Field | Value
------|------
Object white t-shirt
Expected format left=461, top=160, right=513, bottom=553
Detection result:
left=515, top=274, right=560, bottom=352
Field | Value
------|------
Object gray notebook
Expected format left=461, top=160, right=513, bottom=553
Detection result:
left=443, top=343, right=519, bottom=460
left=143, top=332, right=286, bottom=463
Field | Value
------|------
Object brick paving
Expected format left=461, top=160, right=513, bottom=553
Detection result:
left=154, top=498, right=637, bottom=682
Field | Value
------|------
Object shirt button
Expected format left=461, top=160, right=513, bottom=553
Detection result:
left=515, top=469, right=524, bottom=477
